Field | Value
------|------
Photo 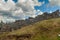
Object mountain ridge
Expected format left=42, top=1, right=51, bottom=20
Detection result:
left=0, top=18, right=60, bottom=40
left=0, top=10, right=60, bottom=33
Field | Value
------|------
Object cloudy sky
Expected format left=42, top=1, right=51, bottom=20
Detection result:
left=0, top=0, right=60, bottom=23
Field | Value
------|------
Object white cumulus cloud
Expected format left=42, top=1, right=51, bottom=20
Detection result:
left=0, top=0, right=44, bottom=23
left=49, top=0, right=60, bottom=6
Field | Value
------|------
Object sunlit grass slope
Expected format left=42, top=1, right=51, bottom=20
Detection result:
left=1, top=18, right=60, bottom=40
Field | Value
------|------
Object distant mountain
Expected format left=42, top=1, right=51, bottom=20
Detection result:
left=0, top=10, right=60, bottom=32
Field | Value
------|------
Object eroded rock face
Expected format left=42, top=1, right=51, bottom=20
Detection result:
left=0, top=34, right=32, bottom=40
left=0, top=10, right=60, bottom=33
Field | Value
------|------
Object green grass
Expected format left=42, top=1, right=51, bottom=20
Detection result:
left=1, top=18, right=60, bottom=40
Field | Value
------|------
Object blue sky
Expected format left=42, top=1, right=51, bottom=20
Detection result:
left=35, top=0, right=60, bottom=13
left=4, top=0, right=60, bottom=13
left=1, top=0, right=60, bottom=23
left=13, top=0, right=18, bottom=3
left=5, top=0, right=18, bottom=2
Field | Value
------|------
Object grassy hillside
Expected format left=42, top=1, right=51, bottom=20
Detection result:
left=0, top=18, right=60, bottom=40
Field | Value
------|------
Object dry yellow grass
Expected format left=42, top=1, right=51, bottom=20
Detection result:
left=1, top=18, right=60, bottom=40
